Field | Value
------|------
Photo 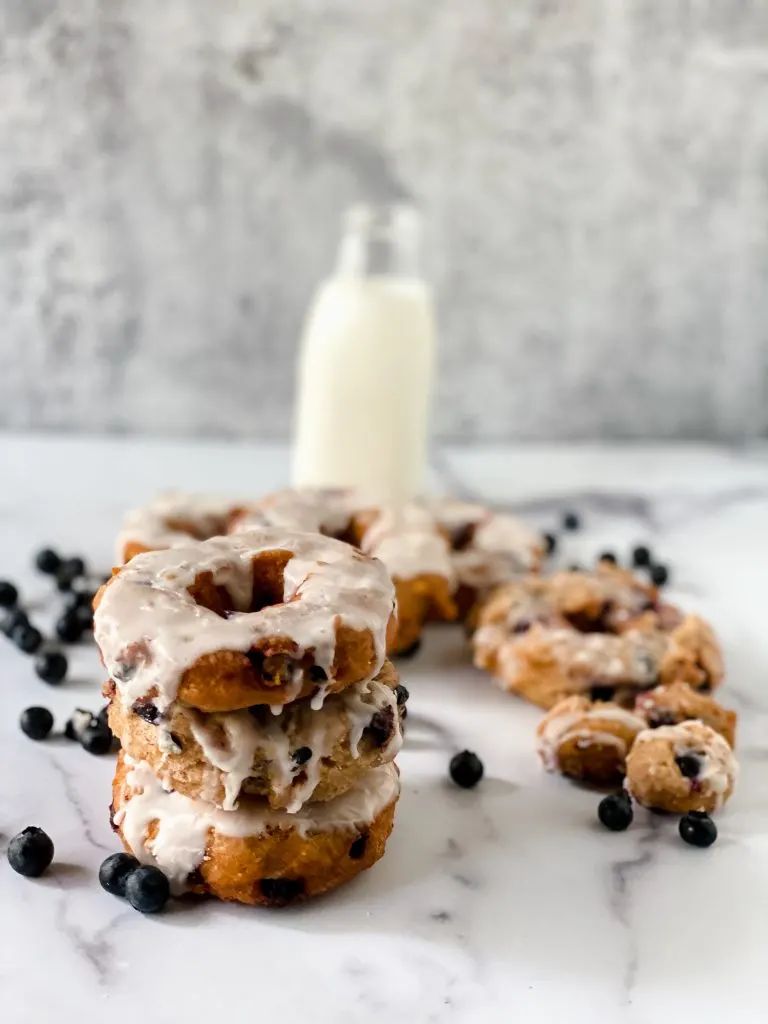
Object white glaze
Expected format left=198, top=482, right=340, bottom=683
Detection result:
left=95, top=529, right=395, bottom=713
left=632, top=721, right=739, bottom=809
left=115, top=757, right=400, bottom=892
left=116, top=492, right=250, bottom=562
left=182, top=675, right=402, bottom=812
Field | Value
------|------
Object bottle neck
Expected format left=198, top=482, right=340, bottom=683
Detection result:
left=336, top=204, right=422, bottom=278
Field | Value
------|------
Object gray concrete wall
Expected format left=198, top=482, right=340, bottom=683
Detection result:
left=1, top=0, right=767, bottom=441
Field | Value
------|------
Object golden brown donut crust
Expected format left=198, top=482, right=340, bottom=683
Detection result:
left=112, top=753, right=398, bottom=906
left=107, top=661, right=405, bottom=809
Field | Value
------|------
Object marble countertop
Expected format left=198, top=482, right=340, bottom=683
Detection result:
left=1, top=435, right=766, bottom=1023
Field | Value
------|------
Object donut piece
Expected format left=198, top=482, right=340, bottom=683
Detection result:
left=95, top=530, right=397, bottom=714
left=107, top=661, right=405, bottom=811
left=472, top=565, right=722, bottom=709
left=112, top=753, right=400, bottom=905
left=634, top=682, right=737, bottom=748
left=536, top=695, right=646, bottom=785
left=117, top=493, right=251, bottom=564
left=625, top=721, right=738, bottom=814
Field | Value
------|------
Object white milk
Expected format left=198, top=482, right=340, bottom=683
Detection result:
left=291, top=205, right=436, bottom=504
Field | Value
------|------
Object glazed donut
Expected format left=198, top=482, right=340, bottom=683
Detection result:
left=107, top=661, right=406, bottom=811
left=625, top=721, right=738, bottom=814
left=472, top=564, right=723, bottom=709
left=112, top=753, right=400, bottom=905
left=94, top=530, right=397, bottom=714
left=117, top=493, right=250, bottom=563
left=536, top=695, right=647, bottom=785
left=634, top=682, right=737, bottom=748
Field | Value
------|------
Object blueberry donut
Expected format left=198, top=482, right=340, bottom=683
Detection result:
left=94, top=530, right=397, bottom=714
left=117, top=493, right=251, bottom=564
left=472, top=564, right=723, bottom=709
left=625, top=720, right=738, bottom=814
left=536, top=695, right=647, bottom=785
left=634, top=682, right=737, bottom=748
left=106, top=661, right=406, bottom=811
left=112, top=753, right=400, bottom=905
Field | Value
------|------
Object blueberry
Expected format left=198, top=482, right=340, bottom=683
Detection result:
left=590, top=685, right=615, bottom=703
left=55, top=612, right=84, bottom=644
left=348, top=833, right=368, bottom=859
left=292, top=746, right=312, bottom=766
left=34, top=650, right=68, bottom=684
left=66, top=586, right=96, bottom=609
left=125, top=865, right=171, bottom=913
left=650, top=564, right=669, bottom=586
left=97, top=704, right=111, bottom=732
left=512, top=619, right=532, bottom=634
left=598, top=551, right=618, bottom=566
left=62, top=556, right=86, bottom=579
left=55, top=571, right=76, bottom=593
left=35, top=548, right=61, bottom=574
left=562, top=511, right=581, bottom=531
left=99, top=852, right=140, bottom=897
left=0, top=580, right=19, bottom=607
left=65, top=708, right=96, bottom=741
left=631, top=544, right=652, bottom=567
left=131, top=699, right=161, bottom=725
left=81, top=724, right=113, bottom=755
left=7, top=826, right=54, bottom=877
left=395, top=683, right=409, bottom=706
left=74, top=604, right=94, bottom=630
left=1, top=607, right=28, bottom=637
left=598, top=792, right=634, bottom=831
left=12, top=623, right=43, bottom=654
left=449, top=750, right=484, bottom=789
left=675, top=754, right=701, bottom=779
left=19, top=706, right=54, bottom=740
left=365, top=706, right=394, bottom=747
left=258, top=877, right=305, bottom=906
left=543, top=532, right=557, bottom=555
left=679, top=811, right=717, bottom=848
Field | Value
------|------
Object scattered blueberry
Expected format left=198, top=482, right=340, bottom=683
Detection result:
left=97, top=704, right=111, bottom=732
left=598, top=551, right=618, bottom=565
left=675, top=754, right=701, bottom=779
left=81, top=724, right=113, bottom=755
left=679, top=811, right=717, bottom=848
left=7, top=826, right=54, bottom=877
left=74, top=604, right=94, bottom=630
left=292, top=746, right=312, bottom=766
left=631, top=544, right=652, bottom=567
left=449, top=750, right=484, bottom=789
left=12, top=623, right=43, bottom=654
left=35, top=548, right=61, bottom=575
left=562, top=511, right=581, bottom=531
left=258, top=877, right=305, bottom=906
left=55, top=612, right=84, bottom=644
left=0, top=580, right=19, bottom=607
left=55, top=572, right=76, bottom=593
left=62, top=556, right=86, bottom=578
left=34, top=650, right=68, bottom=684
left=125, top=865, right=171, bottom=913
left=66, top=586, right=95, bottom=610
left=598, top=792, right=634, bottom=831
left=99, top=852, right=140, bottom=897
left=543, top=532, right=557, bottom=555
left=65, top=709, right=96, bottom=741
left=1, top=607, right=28, bottom=637
left=650, top=564, right=669, bottom=586
left=19, top=706, right=54, bottom=740
left=395, top=683, right=409, bottom=706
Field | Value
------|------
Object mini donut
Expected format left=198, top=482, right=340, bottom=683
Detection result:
left=634, top=682, right=737, bottom=748
left=472, top=565, right=722, bottom=709
left=107, top=661, right=406, bottom=811
left=233, top=491, right=458, bottom=654
left=94, top=530, right=397, bottom=714
left=536, top=695, right=647, bottom=785
left=625, top=721, right=738, bottom=814
left=112, top=753, right=400, bottom=905
left=117, top=493, right=250, bottom=564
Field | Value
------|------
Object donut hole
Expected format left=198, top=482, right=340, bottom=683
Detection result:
left=186, top=551, right=295, bottom=619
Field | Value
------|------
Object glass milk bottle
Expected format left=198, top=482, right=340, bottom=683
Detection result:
left=291, top=204, right=436, bottom=504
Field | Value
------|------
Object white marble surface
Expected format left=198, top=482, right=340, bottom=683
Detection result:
left=0, top=435, right=767, bottom=1023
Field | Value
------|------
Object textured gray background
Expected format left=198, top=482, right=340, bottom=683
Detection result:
left=1, top=0, right=768, bottom=441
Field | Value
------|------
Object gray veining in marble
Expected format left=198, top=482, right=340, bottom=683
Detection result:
left=1, top=1, right=768, bottom=441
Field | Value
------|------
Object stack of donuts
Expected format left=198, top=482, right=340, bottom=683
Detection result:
left=95, top=529, right=405, bottom=906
